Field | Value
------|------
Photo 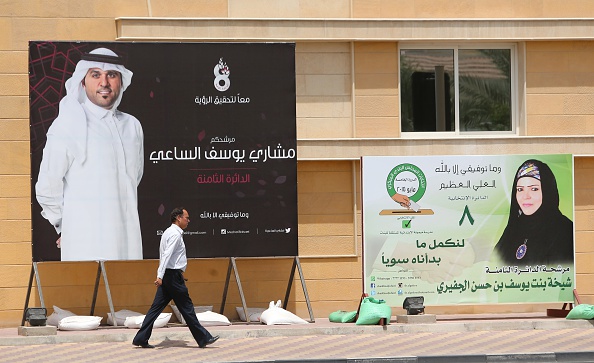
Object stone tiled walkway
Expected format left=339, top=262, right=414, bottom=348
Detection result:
left=1, top=314, right=594, bottom=362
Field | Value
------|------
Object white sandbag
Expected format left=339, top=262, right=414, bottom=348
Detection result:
left=124, top=312, right=171, bottom=329
left=170, top=305, right=213, bottom=325
left=196, top=311, right=231, bottom=326
left=47, top=306, right=76, bottom=327
left=106, top=309, right=143, bottom=326
left=58, top=316, right=102, bottom=331
left=260, top=300, right=308, bottom=325
left=235, top=307, right=266, bottom=322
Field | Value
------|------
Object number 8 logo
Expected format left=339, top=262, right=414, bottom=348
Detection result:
left=214, top=58, right=230, bottom=92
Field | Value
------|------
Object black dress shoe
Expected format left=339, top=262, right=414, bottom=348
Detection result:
left=133, top=342, right=155, bottom=348
left=199, top=335, right=219, bottom=348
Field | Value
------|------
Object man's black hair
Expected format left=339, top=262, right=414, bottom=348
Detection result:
left=170, top=207, right=186, bottom=223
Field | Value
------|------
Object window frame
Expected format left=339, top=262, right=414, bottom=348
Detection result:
left=398, top=43, right=519, bottom=137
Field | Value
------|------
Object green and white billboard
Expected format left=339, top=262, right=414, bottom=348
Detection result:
left=362, top=154, right=574, bottom=306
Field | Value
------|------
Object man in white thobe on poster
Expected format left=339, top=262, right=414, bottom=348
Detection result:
left=36, top=48, right=144, bottom=261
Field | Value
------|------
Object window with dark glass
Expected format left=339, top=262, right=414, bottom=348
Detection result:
left=400, top=47, right=513, bottom=134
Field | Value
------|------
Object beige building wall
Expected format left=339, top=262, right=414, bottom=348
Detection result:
left=526, top=41, right=594, bottom=135
left=352, top=0, right=594, bottom=18
left=296, top=43, right=353, bottom=138
left=1, top=1, right=594, bottom=327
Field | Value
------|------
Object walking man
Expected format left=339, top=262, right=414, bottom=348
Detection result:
left=133, top=207, right=219, bottom=348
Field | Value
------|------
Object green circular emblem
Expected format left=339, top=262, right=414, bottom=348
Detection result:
left=386, top=163, right=427, bottom=202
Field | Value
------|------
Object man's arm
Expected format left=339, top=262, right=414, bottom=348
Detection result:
left=156, top=229, right=178, bottom=279
left=35, top=136, right=73, bottom=234
left=136, top=122, right=144, bottom=186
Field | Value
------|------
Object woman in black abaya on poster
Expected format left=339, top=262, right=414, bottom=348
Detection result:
left=494, top=159, right=574, bottom=265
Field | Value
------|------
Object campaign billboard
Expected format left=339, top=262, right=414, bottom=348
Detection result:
left=30, top=41, right=297, bottom=261
left=362, top=154, right=574, bottom=305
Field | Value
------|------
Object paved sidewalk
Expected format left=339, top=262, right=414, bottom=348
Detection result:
left=1, top=313, right=594, bottom=362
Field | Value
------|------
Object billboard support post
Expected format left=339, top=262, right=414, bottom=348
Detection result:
left=546, top=289, right=580, bottom=317
left=90, top=261, right=117, bottom=326
left=219, top=257, right=248, bottom=321
left=284, top=256, right=314, bottom=322
left=219, top=256, right=314, bottom=323
left=21, top=262, right=45, bottom=326
left=21, top=261, right=118, bottom=327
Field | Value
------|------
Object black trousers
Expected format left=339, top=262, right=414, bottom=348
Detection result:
left=133, top=269, right=213, bottom=346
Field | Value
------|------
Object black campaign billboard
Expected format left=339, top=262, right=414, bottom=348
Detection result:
left=30, top=42, right=297, bottom=262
